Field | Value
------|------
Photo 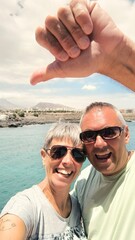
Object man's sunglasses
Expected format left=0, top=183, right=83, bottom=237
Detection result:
left=80, top=126, right=124, bottom=143
left=45, top=145, right=86, bottom=163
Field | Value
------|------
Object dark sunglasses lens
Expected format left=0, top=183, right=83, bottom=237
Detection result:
left=50, top=146, right=67, bottom=159
left=80, top=131, right=95, bottom=142
left=104, top=127, right=120, bottom=139
left=72, top=149, right=86, bottom=162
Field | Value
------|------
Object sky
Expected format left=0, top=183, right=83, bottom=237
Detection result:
left=0, top=0, right=135, bottom=110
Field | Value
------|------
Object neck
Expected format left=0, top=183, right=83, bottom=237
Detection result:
left=38, top=179, right=71, bottom=218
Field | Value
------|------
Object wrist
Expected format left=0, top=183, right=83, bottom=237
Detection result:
left=100, top=35, right=135, bottom=91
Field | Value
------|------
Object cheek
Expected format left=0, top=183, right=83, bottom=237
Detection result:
left=85, top=145, right=93, bottom=155
left=108, top=140, right=124, bottom=158
left=45, top=160, right=54, bottom=172
left=75, top=163, right=83, bottom=174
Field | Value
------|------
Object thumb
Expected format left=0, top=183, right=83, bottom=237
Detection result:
left=30, top=60, right=67, bottom=85
left=30, top=50, right=90, bottom=85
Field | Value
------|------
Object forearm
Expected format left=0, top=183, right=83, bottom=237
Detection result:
left=100, top=36, right=135, bottom=92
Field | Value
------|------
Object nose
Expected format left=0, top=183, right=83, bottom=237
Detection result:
left=94, top=135, right=107, bottom=148
left=61, top=150, right=73, bottom=164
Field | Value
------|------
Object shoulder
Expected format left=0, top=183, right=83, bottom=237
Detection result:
left=71, top=165, right=97, bottom=201
left=76, top=164, right=94, bottom=185
left=0, top=185, right=41, bottom=234
left=1, top=185, right=43, bottom=214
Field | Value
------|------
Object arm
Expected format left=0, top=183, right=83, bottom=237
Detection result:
left=30, top=0, right=135, bottom=92
left=0, top=214, right=26, bottom=240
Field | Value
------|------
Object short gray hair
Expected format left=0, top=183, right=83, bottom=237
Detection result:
left=80, top=102, right=126, bottom=126
left=43, top=122, right=82, bottom=149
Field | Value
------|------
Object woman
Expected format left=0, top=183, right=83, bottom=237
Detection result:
left=0, top=122, right=87, bottom=239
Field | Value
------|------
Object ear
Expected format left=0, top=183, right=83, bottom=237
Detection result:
left=41, top=149, right=46, bottom=166
left=124, top=125, right=130, bottom=144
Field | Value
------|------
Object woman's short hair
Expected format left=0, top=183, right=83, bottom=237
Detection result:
left=43, top=122, right=82, bottom=149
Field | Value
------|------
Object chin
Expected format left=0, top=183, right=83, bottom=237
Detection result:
left=53, top=179, right=72, bottom=189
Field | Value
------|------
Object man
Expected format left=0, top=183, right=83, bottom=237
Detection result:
left=72, top=101, right=135, bottom=239
left=30, top=0, right=135, bottom=91
left=29, top=1, right=135, bottom=238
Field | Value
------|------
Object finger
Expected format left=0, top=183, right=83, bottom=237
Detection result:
left=30, top=62, right=65, bottom=85
left=30, top=60, right=73, bottom=85
left=70, top=0, right=93, bottom=35
left=58, top=6, right=90, bottom=50
left=30, top=59, right=79, bottom=85
left=45, top=15, right=81, bottom=59
left=35, top=27, right=69, bottom=62
left=30, top=49, right=92, bottom=85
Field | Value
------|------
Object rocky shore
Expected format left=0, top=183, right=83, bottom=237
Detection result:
left=0, top=111, right=82, bottom=128
left=0, top=110, right=135, bottom=128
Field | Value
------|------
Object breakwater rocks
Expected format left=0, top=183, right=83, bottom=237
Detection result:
left=0, top=111, right=82, bottom=128
left=0, top=110, right=135, bottom=128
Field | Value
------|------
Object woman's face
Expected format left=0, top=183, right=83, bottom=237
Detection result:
left=41, top=138, right=84, bottom=191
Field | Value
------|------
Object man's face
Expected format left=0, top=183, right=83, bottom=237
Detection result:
left=80, top=107, right=130, bottom=175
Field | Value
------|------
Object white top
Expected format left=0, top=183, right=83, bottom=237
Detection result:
left=1, top=185, right=87, bottom=240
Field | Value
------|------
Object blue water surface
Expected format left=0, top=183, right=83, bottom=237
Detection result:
left=0, top=122, right=135, bottom=211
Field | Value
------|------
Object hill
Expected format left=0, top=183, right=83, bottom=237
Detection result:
left=0, top=98, right=19, bottom=110
left=32, top=102, right=74, bottom=111
left=0, top=99, right=75, bottom=111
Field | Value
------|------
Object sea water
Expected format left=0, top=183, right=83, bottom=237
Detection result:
left=0, top=122, right=135, bottom=211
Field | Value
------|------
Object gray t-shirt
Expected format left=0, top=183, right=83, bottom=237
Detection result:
left=0, top=185, right=87, bottom=240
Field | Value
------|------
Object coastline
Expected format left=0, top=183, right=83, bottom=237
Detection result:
left=0, top=111, right=82, bottom=128
left=0, top=110, right=135, bottom=128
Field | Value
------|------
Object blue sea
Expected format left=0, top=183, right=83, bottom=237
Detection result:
left=0, top=122, right=135, bottom=211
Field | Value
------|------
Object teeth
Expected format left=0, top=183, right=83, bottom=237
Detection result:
left=96, top=152, right=111, bottom=160
left=56, top=169, right=72, bottom=175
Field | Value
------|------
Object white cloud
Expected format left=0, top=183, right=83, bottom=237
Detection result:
left=49, top=92, right=135, bottom=110
left=0, top=0, right=135, bottom=109
left=1, top=86, right=135, bottom=110
left=82, top=85, right=97, bottom=90
left=99, top=0, right=135, bottom=40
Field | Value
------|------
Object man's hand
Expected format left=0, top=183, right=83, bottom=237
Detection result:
left=30, top=0, right=135, bottom=92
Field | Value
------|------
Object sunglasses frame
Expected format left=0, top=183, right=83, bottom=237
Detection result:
left=45, top=145, right=86, bottom=163
left=80, top=126, right=124, bottom=143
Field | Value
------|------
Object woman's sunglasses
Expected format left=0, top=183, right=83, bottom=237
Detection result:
left=45, top=145, right=86, bottom=163
left=80, top=126, right=124, bottom=143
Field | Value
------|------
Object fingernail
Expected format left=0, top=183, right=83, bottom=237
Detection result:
left=78, top=36, right=90, bottom=49
left=68, top=46, right=80, bottom=58
left=58, top=51, right=69, bottom=61
left=83, top=24, right=92, bottom=35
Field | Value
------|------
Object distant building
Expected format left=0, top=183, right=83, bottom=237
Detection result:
left=0, top=114, right=8, bottom=121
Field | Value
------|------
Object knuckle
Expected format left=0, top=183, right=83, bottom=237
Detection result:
left=57, top=6, right=70, bottom=19
left=75, top=8, right=88, bottom=21
left=60, top=35, right=72, bottom=46
left=45, top=15, right=57, bottom=29
left=70, top=25, right=82, bottom=36
left=70, top=0, right=80, bottom=8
